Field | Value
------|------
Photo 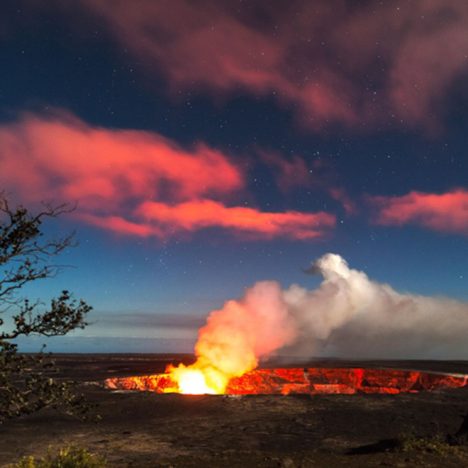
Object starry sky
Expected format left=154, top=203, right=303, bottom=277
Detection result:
left=1, top=0, right=467, bottom=353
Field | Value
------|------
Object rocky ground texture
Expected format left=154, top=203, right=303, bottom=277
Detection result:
left=1, top=355, right=468, bottom=467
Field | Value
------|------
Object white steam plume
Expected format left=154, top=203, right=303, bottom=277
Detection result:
left=283, top=253, right=468, bottom=359
left=195, top=254, right=468, bottom=372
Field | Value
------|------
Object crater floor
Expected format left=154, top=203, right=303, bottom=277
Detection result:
left=1, top=355, right=468, bottom=467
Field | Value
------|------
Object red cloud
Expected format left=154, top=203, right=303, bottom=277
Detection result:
left=371, top=189, right=468, bottom=235
left=0, top=110, right=242, bottom=207
left=81, top=0, right=468, bottom=130
left=0, top=110, right=335, bottom=240
left=137, top=200, right=335, bottom=240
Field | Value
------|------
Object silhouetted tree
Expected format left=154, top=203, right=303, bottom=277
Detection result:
left=0, top=195, right=92, bottom=423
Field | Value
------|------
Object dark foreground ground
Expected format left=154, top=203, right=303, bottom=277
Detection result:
left=1, top=354, right=468, bottom=467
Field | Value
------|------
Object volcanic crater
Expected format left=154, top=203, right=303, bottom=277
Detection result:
left=105, top=366, right=468, bottom=395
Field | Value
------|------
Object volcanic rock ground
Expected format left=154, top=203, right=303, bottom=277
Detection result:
left=1, top=354, right=468, bottom=467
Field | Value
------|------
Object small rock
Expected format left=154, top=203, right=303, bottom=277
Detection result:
left=281, top=457, right=295, bottom=468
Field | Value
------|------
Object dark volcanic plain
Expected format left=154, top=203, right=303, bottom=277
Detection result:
left=1, top=354, right=468, bottom=467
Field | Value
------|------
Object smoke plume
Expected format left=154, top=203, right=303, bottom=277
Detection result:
left=170, top=254, right=468, bottom=393
left=170, top=281, right=296, bottom=393
left=285, top=254, right=468, bottom=359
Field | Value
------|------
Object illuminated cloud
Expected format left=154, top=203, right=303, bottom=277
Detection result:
left=371, top=189, right=468, bottom=235
left=0, top=109, right=242, bottom=205
left=137, top=200, right=335, bottom=240
left=81, top=0, right=468, bottom=130
left=0, top=110, right=335, bottom=240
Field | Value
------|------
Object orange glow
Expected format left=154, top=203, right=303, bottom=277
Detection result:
left=171, top=368, right=217, bottom=395
left=161, top=281, right=297, bottom=394
left=166, top=362, right=231, bottom=394
left=105, top=367, right=468, bottom=395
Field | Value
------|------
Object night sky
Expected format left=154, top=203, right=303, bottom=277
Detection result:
left=1, top=1, right=467, bottom=353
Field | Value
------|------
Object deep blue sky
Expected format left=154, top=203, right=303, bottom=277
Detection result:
left=1, top=1, right=467, bottom=352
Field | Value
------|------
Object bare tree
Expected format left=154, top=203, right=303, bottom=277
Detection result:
left=0, top=195, right=92, bottom=423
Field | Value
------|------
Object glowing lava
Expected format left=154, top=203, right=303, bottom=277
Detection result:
left=125, top=254, right=468, bottom=395
left=168, top=366, right=217, bottom=395
left=105, top=367, right=468, bottom=395
left=164, top=281, right=296, bottom=394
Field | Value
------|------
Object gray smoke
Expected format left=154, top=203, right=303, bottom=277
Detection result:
left=193, top=252, right=468, bottom=376
left=280, top=253, right=468, bottom=359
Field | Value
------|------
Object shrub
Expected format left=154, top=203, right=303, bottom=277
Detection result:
left=0, top=196, right=92, bottom=422
left=13, top=446, right=106, bottom=468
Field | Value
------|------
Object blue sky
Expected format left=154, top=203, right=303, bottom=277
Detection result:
left=2, top=0, right=467, bottom=353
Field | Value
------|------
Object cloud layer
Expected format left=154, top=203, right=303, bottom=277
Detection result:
left=83, top=0, right=468, bottom=130
left=0, top=110, right=335, bottom=240
left=371, top=189, right=468, bottom=235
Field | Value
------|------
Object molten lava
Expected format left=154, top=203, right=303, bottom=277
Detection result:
left=161, top=281, right=297, bottom=394
left=105, top=367, right=468, bottom=395
left=168, top=366, right=217, bottom=395
left=113, top=255, right=468, bottom=395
